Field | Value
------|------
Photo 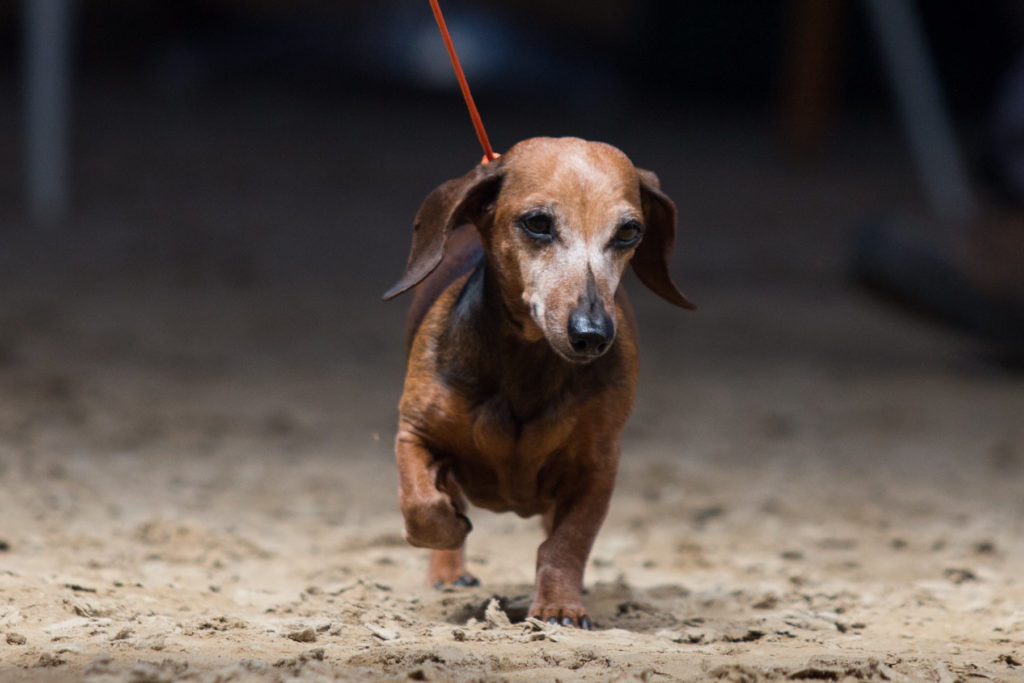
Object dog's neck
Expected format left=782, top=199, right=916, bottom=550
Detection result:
left=439, top=259, right=601, bottom=423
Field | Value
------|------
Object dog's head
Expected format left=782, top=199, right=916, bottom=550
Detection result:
left=384, top=137, right=695, bottom=363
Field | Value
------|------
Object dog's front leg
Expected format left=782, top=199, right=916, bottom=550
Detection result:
left=395, top=424, right=474, bottom=585
left=529, top=466, right=616, bottom=629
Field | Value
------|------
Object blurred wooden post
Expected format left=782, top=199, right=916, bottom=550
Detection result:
left=24, top=0, right=73, bottom=225
left=863, top=0, right=977, bottom=235
left=779, top=0, right=845, bottom=160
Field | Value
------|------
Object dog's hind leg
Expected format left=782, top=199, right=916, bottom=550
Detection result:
left=428, top=548, right=479, bottom=588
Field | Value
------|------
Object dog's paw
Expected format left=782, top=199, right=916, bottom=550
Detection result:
left=431, top=573, right=480, bottom=590
left=401, top=493, right=472, bottom=550
left=527, top=601, right=591, bottom=630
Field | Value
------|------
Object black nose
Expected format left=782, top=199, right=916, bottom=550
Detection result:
left=567, top=308, right=615, bottom=356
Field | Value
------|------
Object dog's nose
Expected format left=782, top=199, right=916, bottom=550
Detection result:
left=567, top=308, right=615, bottom=356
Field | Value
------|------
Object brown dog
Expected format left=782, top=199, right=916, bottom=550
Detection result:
left=383, top=137, right=694, bottom=628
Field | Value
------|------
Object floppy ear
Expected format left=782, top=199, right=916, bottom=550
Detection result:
left=632, top=168, right=696, bottom=309
left=382, top=163, right=502, bottom=300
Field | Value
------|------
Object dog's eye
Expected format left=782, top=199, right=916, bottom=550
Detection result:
left=519, top=212, right=554, bottom=241
left=611, top=220, right=643, bottom=248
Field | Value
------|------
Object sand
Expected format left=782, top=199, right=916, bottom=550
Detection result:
left=0, top=275, right=1021, bottom=682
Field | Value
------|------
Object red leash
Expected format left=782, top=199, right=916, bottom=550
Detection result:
left=427, top=0, right=499, bottom=164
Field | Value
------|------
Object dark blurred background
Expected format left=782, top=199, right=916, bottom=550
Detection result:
left=2, top=0, right=1024, bottom=369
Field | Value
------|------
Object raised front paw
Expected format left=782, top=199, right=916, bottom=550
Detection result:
left=400, top=491, right=472, bottom=550
left=527, top=600, right=592, bottom=630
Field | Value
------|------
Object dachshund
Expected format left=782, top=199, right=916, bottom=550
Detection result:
left=383, top=137, right=694, bottom=628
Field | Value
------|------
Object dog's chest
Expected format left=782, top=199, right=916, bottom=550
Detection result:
left=444, top=392, right=580, bottom=515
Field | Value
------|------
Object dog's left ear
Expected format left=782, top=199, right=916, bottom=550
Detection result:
left=383, top=163, right=502, bottom=300
left=632, top=169, right=696, bottom=310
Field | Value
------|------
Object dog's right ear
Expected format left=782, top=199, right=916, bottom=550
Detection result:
left=383, top=163, right=502, bottom=300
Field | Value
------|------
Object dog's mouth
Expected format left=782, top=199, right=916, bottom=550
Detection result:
left=546, top=334, right=615, bottom=364
left=562, top=349, right=610, bottom=364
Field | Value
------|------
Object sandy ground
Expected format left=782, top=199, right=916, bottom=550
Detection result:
left=1, top=82, right=1023, bottom=681
left=0, top=275, right=1021, bottom=682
